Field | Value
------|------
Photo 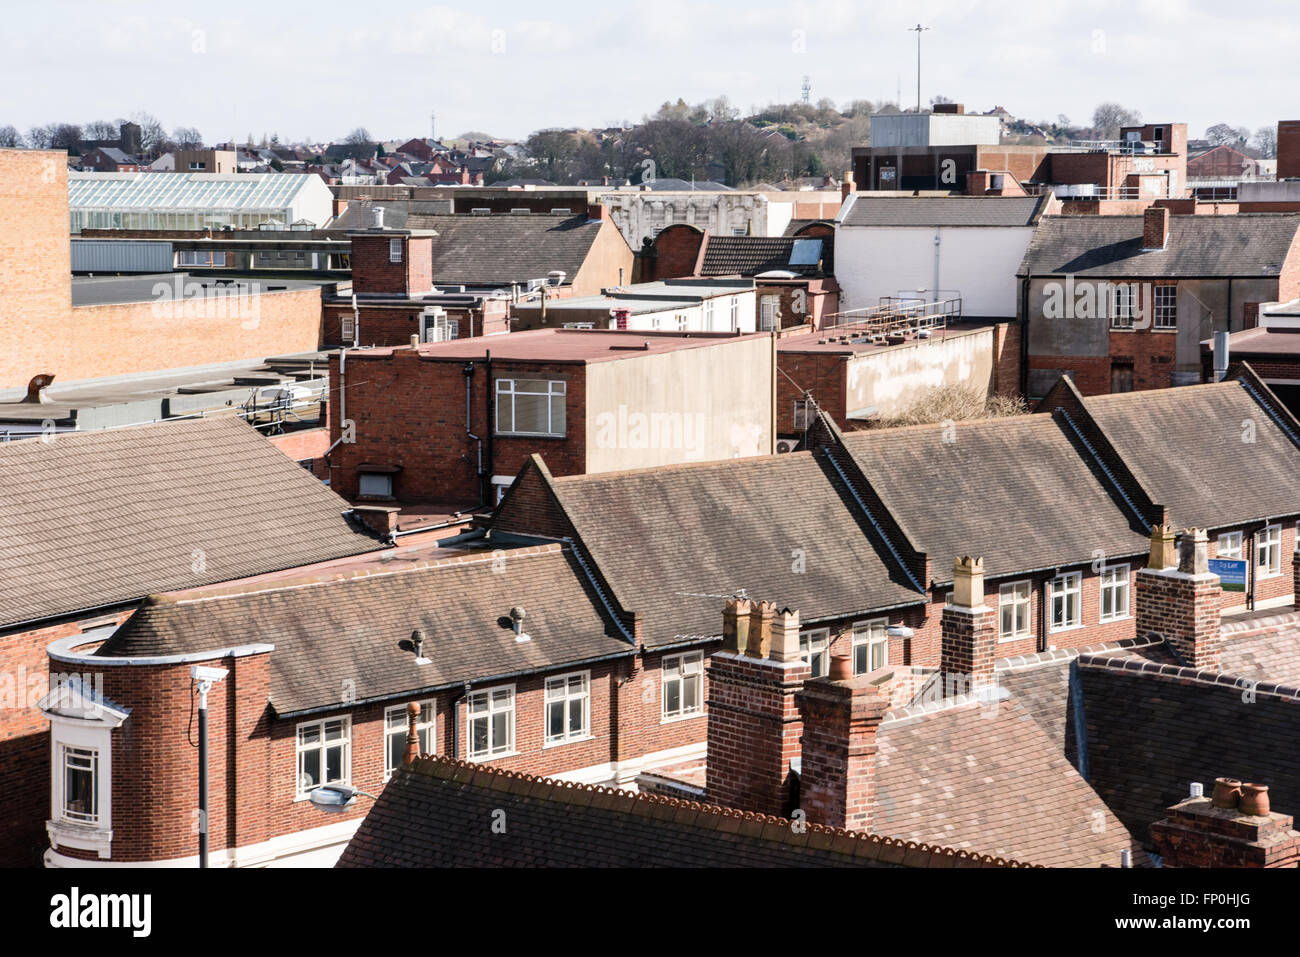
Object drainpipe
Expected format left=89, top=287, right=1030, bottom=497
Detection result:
left=484, top=349, right=494, bottom=503
left=932, top=229, right=941, bottom=304
left=452, top=682, right=470, bottom=758
left=463, top=362, right=485, bottom=504
left=1019, top=276, right=1031, bottom=398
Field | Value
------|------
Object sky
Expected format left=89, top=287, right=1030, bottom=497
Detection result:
left=5, top=0, right=1297, bottom=145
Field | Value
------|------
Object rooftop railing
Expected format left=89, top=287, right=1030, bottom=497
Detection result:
left=823, top=295, right=962, bottom=340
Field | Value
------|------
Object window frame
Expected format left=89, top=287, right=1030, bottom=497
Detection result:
left=998, top=580, right=1032, bottom=641
left=1217, top=531, right=1243, bottom=560
left=358, top=472, right=393, bottom=498
left=1153, top=284, right=1177, bottom=330
left=494, top=378, right=567, bottom=438
left=543, top=671, right=591, bottom=746
left=1099, top=563, right=1131, bottom=623
left=389, top=237, right=403, bottom=263
left=383, top=701, right=436, bottom=781
left=852, top=619, right=889, bottom=675
left=466, top=685, right=516, bottom=760
left=59, top=744, right=100, bottom=826
left=1109, top=283, right=1137, bottom=329
left=295, top=716, right=352, bottom=799
left=1049, top=572, right=1083, bottom=632
left=1255, top=524, right=1282, bottom=579
left=759, top=295, right=780, bottom=332
left=799, top=627, right=831, bottom=678
left=661, top=652, right=704, bottom=722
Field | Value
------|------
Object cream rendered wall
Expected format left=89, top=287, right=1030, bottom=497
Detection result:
left=583, top=336, right=775, bottom=471
left=843, top=328, right=995, bottom=419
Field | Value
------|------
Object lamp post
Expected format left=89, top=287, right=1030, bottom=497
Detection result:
left=908, top=24, right=930, bottom=113
left=190, top=664, right=228, bottom=869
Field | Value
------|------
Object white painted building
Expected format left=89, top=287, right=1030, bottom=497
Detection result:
left=597, top=188, right=801, bottom=248
left=512, top=279, right=758, bottom=333
left=833, top=194, right=1054, bottom=318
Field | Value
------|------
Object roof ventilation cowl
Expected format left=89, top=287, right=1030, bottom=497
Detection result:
left=509, top=606, right=531, bottom=643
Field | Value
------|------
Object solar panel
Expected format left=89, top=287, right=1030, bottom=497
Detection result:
left=788, top=238, right=822, bottom=266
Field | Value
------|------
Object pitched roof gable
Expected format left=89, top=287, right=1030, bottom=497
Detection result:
left=0, top=417, right=375, bottom=630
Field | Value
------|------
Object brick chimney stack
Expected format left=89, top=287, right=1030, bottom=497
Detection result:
left=1151, top=779, right=1300, bottom=867
left=796, top=655, right=890, bottom=831
left=706, top=600, right=810, bottom=816
left=1136, top=527, right=1222, bottom=669
left=840, top=171, right=856, bottom=203
left=940, top=556, right=997, bottom=694
left=1143, top=205, right=1170, bottom=251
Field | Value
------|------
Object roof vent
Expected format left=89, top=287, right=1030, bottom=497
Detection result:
left=372, top=206, right=385, bottom=229
left=411, top=628, right=430, bottom=664
left=509, top=606, right=530, bottom=643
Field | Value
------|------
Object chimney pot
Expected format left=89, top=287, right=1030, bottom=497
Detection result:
left=403, top=701, right=421, bottom=765
left=951, top=555, right=985, bottom=608
left=1177, top=528, right=1209, bottom=575
left=1211, top=776, right=1242, bottom=809
left=744, top=600, right=776, bottom=657
left=721, top=595, right=753, bottom=653
left=828, top=653, right=854, bottom=681
left=770, top=607, right=802, bottom=662
left=1147, top=524, right=1177, bottom=570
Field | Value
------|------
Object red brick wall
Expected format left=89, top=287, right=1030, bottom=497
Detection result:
left=1278, top=121, right=1300, bottom=180
left=349, top=233, right=432, bottom=296
left=648, top=225, right=706, bottom=280
left=267, top=428, right=330, bottom=479
left=328, top=350, right=588, bottom=504
left=776, top=351, right=847, bottom=433
left=993, top=321, right=1021, bottom=396
left=323, top=301, right=509, bottom=347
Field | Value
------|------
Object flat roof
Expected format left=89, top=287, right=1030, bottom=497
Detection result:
left=348, top=328, right=770, bottom=364
left=71, top=272, right=329, bottom=307
left=777, top=322, right=997, bottom=355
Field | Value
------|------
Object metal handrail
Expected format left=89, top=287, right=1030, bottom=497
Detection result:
left=823, top=296, right=962, bottom=338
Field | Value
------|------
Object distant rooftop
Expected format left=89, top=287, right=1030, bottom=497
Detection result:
left=68, top=172, right=324, bottom=211
left=71, top=273, right=329, bottom=307
left=348, top=328, right=767, bottom=364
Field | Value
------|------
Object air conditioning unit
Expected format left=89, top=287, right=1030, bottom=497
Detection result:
left=775, top=438, right=800, bottom=454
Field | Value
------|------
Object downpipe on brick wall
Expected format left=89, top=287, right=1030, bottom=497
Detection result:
left=463, top=361, right=485, bottom=505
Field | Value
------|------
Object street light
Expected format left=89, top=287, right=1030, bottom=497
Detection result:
left=190, top=664, right=228, bottom=869
left=308, top=783, right=377, bottom=813
left=908, top=24, right=930, bottom=113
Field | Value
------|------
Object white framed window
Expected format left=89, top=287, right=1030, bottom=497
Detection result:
left=178, top=249, right=227, bottom=267
left=1110, top=283, right=1137, bottom=329
left=358, top=472, right=393, bottom=497
left=562, top=321, right=594, bottom=329
left=544, top=672, right=590, bottom=745
left=60, top=745, right=99, bottom=825
left=296, top=717, right=351, bottom=797
left=793, top=399, right=813, bottom=431
left=852, top=620, right=888, bottom=675
left=468, top=686, right=515, bottom=759
left=998, top=581, right=1032, bottom=641
left=389, top=237, right=402, bottom=263
left=384, top=701, right=435, bottom=780
left=662, top=652, right=703, bottom=720
left=1099, top=564, right=1130, bottom=622
left=1153, top=285, right=1177, bottom=329
left=799, top=628, right=831, bottom=678
left=1218, top=531, right=1243, bottom=559
left=704, top=299, right=716, bottom=330
left=760, top=295, right=780, bottom=331
left=729, top=296, right=740, bottom=330
left=1255, top=524, right=1282, bottom=579
left=1049, top=572, right=1082, bottom=632
left=496, top=379, right=566, bottom=436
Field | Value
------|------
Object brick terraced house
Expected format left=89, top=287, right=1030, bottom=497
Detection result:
left=0, top=417, right=382, bottom=866
left=1019, top=207, right=1300, bottom=397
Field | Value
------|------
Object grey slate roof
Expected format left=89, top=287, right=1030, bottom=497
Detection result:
left=496, top=452, right=926, bottom=650
left=699, top=235, right=832, bottom=277
left=337, top=754, right=1026, bottom=867
left=412, top=213, right=609, bottom=286
left=96, top=544, right=632, bottom=716
left=329, top=200, right=453, bottom=230
left=874, top=693, right=1147, bottom=867
left=838, top=414, right=1150, bottom=583
left=841, top=195, right=1048, bottom=228
left=1019, top=213, right=1300, bottom=278
left=1080, top=380, right=1300, bottom=529
left=0, top=417, right=376, bottom=630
